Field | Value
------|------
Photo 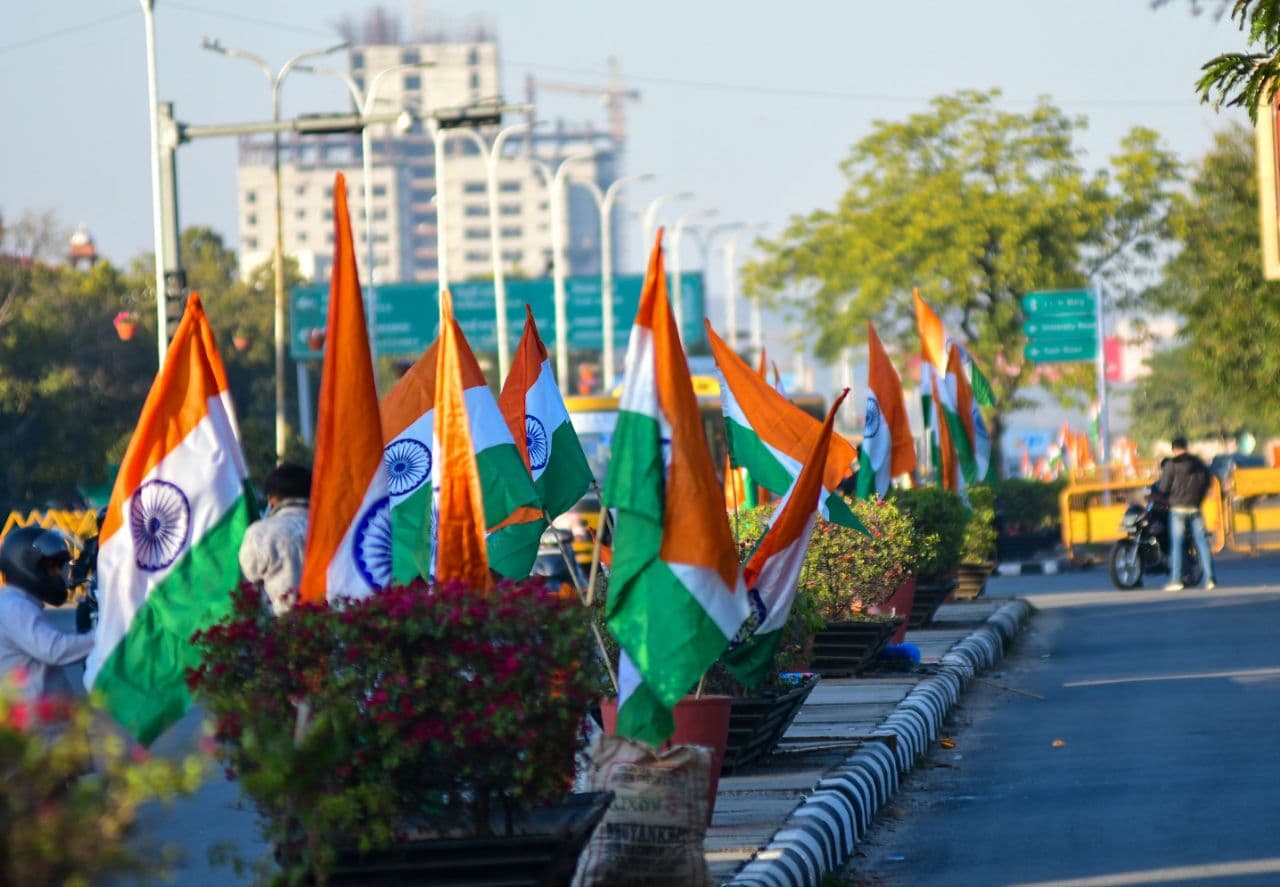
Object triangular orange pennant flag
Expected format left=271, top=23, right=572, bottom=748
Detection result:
left=913, top=288, right=948, bottom=372
left=867, top=321, right=918, bottom=480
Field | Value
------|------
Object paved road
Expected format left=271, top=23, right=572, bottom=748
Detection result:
left=843, top=554, right=1280, bottom=887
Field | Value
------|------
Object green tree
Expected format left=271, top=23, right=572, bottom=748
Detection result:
left=1128, top=346, right=1244, bottom=447
left=1146, top=123, right=1280, bottom=436
left=743, top=89, right=1180, bottom=470
left=1191, top=0, right=1280, bottom=118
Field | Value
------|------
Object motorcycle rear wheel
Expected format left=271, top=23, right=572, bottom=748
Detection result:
left=1109, top=539, right=1143, bottom=589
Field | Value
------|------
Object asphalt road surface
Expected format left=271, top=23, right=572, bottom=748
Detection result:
left=842, top=553, right=1280, bottom=887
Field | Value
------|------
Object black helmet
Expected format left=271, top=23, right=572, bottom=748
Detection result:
left=0, top=527, right=73, bottom=606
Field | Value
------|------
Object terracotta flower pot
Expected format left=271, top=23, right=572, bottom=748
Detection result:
left=113, top=316, right=137, bottom=341
left=883, top=577, right=917, bottom=644
left=599, top=693, right=732, bottom=823
left=232, top=333, right=252, bottom=352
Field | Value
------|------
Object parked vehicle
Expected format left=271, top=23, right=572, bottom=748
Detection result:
left=1109, top=494, right=1203, bottom=589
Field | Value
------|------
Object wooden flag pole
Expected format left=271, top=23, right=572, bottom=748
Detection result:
left=544, top=509, right=617, bottom=694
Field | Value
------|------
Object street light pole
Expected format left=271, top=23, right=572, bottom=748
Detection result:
left=530, top=151, right=595, bottom=394
left=721, top=224, right=762, bottom=350
left=581, top=173, right=653, bottom=392
left=669, top=208, right=717, bottom=334
left=304, top=62, right=430, bottom=370
left=139, top=0, right=168, bottom=367
left=202, top=37, right=347, bottom=463
left=641, top=191, right=693, bottom=259
left=435, top=122, right=533, bottom=379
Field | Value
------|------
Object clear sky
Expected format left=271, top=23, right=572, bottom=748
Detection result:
left=2, top=1, right=1246, bottom=268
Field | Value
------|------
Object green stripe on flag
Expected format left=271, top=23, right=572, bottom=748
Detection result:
left=721, top=629, right=783, bottom=692
left=94, top=491, right=254, bottom=746
left=488, top=516, right=545, bottom=578
left=391, top=483, right=432, bottom=584
left=616, top=678, right=673, bottom=747
left=855, top=446, right=876, bottom=500
left=478, top=443, right=543, bottom=578
left=536, top=421, right=594, bottom=518
left=724, top=417, right=796, bottom=495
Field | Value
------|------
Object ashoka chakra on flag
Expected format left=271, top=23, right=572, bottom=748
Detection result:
left=129, top=479, right=192, bottom=571
left=354, top=496, right=393, bottom=589
left=384, top=438, right=432, bottom=496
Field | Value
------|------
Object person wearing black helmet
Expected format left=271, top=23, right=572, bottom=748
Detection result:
left=0, top=526, right=96, bottom=697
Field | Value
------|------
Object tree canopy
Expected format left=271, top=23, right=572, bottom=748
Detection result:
left=743, top=89, right=1180, bottom=427
left=1142, top=123, right=1280, bottom=438
left=1189, top=0, right=1280, bottom=118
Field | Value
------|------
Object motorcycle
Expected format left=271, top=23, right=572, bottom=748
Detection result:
left=1108, top=494, right=1203, bottom=589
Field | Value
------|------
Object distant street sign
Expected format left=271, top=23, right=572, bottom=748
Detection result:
left=1022, top=316, right=1097, bottom=339
left=1024, top=340, right=1097, bottom=363
left=290, top=272, right=705, bottom=361
left=1022, top=290, right=1095, bottom=317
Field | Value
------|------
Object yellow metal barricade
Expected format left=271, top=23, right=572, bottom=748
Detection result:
left=1223, top=466, right=1280, bottom=553
left=0, top=509, right=99, bottom=549
left=1060, top=475, right=1225, bottom=561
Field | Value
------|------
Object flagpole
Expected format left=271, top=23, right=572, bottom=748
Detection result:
left=545, top=509, right=617, bottom=694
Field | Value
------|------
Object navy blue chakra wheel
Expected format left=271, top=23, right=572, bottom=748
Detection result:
left=525, top=415, right=549, bottom=471
left=129, top=480, right=192, bottom=571
left=354, top=496, right=393, bottom=589
left=384, top=438, right=432, bottom=496
left=864, top=397, right=883, bottom=439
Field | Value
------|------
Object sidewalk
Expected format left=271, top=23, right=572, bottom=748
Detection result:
left=124, top=598, right=1030, bottom=886
left=708, top=598, right=1031, bottom=886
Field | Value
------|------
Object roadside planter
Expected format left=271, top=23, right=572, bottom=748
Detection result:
left=908, top=576, right=958, bottom=628
left=891, top=486, right=967, bottom=627
left=721, top=674, right=819, bottom=774
left=809, top=617, right=903, bottom=676
left=955, top=485, right=999, bottom=600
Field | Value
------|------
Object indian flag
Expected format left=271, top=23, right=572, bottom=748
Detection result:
left=434, top=292, right=491, bottom=588
left=949, top=344, right=992, bottom=484
left=723, top=390, right=847, bottom=689
left=85, top=292, right=254, bottom=746
left=380, top=312, right=543, bottom=581
left=498, top=305, right=593, bottom=519
left=605, top=230, right=749, bottom=746
left=706, top=320, right=864, bottom=531
left=298, top=172, right=390, bottom=604
left=856, top=321, right=917, bottom=499
left=946, top=345, right=981, bottom=486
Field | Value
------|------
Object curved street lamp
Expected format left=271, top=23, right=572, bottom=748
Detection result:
left=580, top=172, right=654, bottom=391
left=202, top=36, right=349, bottom=461
left=641, top=191, right=693, bottom=258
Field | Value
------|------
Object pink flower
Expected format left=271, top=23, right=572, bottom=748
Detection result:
left=8, top=703, right=30, bottom=731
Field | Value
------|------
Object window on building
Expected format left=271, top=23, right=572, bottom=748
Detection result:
left=404, top=74, right=421, bottom=91
left=463, top=181, right=486, bottom=194
left=499, top=181, right=521, bottom=193
left=468, top=47, right=479, bottom=66
left=351, top=51, right=364, bottom=71
left=465, top=228, right=488, bottom=240
left=465, top=205, right=487, bottom=217
left=326, top=233, right=333, bottom=244
left=246, top=191, right=257, bottom=204
left=246, top=237, right=258, bottom=250
left=500, top=226, right=522, bottom=238
left=323, top=210, right=332, bottom=220
left=469, top=71, right=480, bottom=90
left=324, top=186, right=333, bottom=198
left=372, top=184, right=387, bottom=197
left=296, top=209, right=305, bottom=220
left=373, top=209, right=388, bottom=221
left=410, top=189, right=433, bottom=204
left=294, top=185, right=306, bottom=197
left=499, top=203, right=520, bottom=216
left=402, top=49, right=419, bottom=65
left=298, top=231, right=308, bottom=243
left=466, top=251, right=488, bottom=262
left=501, top=249, right=523, bottom=262
left=246, top=213, right=258, bottom=226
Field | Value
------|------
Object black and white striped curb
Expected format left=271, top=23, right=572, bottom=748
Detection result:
left=725, top=599, right=1033, bottom=887
left=996, top=558, right=1066, bottom=576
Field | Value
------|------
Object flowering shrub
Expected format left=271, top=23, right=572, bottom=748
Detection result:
left=0, top=676, right=204, bottom=886
left=961, top=484, right=999, bottom=564
left=843, top=497, right=923, bottom=610
left=189, top=578, right=597, bottom=886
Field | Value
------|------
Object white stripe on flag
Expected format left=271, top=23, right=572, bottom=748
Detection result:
left=667, top=562, right=749, bottom=641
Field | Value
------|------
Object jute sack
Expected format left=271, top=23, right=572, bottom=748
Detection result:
left=571, top=733, right=712, bottom=887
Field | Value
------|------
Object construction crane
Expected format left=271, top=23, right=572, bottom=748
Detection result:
left=524, top=57, right=640, bottom=148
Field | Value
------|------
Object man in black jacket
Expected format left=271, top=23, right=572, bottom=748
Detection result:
left=1155, top=436, right=1217, bottom=591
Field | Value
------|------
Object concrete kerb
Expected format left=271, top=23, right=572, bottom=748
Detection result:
left=722, top=599, right=1032, bottom=887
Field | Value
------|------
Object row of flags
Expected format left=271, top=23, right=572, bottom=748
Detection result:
left=83, top=169, right=1004, bottom=749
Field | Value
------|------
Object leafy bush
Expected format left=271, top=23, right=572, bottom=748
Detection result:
left=962, top=484, right=999, bottom=564
left=890, top=486, right=967, bottom=580
left=190, top=579, right=597, bottom=885
left=995, top=477, right=1065, bottom=533
left=0, top=677, right=204, bottom=886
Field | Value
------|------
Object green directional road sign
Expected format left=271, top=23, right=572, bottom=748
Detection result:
left=1022, top=289, right=1095, bottom=317
left=1022, top=316, right=1097, bottom=339
left=1024, top=340, right=1097, bottom=363
left=289, top=272, right=705, bottom=360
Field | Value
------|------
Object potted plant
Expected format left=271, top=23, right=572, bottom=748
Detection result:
left=0, top=674, right=204, bottom=885
left=956, top=484, right=999, bottom=599
left=891, top=486, right=967, bottom=627
left=189, top=579, right=608, bottom=887
left=113, top=310, right=139, bottom=341
left=232, top=329, right=253, bottom=352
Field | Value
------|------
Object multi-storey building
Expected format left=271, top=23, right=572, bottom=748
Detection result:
left=235, top=34, right=620, bottom=286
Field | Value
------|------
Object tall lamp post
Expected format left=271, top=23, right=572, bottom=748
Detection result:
left=139, top=0, right=169, bottom=367
left=580, top=172, right=653, bottom=391
left=529, top=151, right=595, bottom=394
left=434, top=122, right=534, bottom=379
left=669, top=208, right=718, bottom=334
left=202, top=37, right=348, bottom=462
left=721, top=224, right=763, bottom=351
left=641, top=191, right=693, bottom=258
left=303, top=61, right=432, bottom=368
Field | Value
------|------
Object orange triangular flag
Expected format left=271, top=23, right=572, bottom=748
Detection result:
left=867, top=321, right=918, bottom=480
left=433, top=291, right=491, bottom=588
left=913, top=288, right=948, bottom=372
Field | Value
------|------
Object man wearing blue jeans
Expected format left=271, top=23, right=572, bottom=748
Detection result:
left=1156, top=436, right=1217, bottom=592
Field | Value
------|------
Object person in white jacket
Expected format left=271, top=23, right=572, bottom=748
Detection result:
left=239, top=462, right=311, bottom=615
left=0, top=526, right=95, bottom=698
